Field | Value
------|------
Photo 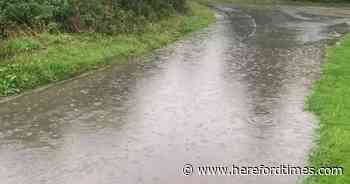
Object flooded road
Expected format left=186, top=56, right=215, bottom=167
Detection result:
left=0, top=4, right=349, bottom=184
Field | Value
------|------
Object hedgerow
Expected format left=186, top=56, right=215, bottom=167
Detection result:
left=0, top=0, right=187, bottom=38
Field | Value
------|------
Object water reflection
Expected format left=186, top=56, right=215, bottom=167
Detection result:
left=0, top=5, right=349, bottom=184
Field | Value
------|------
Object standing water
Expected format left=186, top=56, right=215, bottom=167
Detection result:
left=0, top=5, right=349, bottom=184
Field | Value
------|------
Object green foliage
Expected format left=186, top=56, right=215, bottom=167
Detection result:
left=0, top=0, right=54, bottom=25
left=305, top=34, right=350, bottom=184
left=0, top=37, right=42, bottom=58
left=0, top=2, right=214, bottom=96
left=0, top=0, right=188, bottom=37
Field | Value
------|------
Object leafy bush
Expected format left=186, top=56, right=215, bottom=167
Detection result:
left=0, top=0, right=188, bottom=37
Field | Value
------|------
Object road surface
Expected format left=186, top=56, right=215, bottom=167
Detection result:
left=0, top=4, right=349, bottom=184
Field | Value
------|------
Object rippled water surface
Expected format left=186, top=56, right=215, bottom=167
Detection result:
left=0, top=5, right=349, bottom=184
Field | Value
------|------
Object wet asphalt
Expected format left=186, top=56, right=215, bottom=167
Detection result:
left=0, top=4, right=349, bottom=184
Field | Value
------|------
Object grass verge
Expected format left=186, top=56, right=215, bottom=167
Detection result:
left=305, top=34, right=350, bottom=183
left=0, top=1, right=215, bottom=96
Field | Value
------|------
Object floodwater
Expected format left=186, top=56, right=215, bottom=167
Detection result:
left=0, top=4, right=349, bottom=184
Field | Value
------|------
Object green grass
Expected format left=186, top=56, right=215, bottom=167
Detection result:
left=0, top=1, right=215, bottom=96
left=305, top=34, right=350, bottom=184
